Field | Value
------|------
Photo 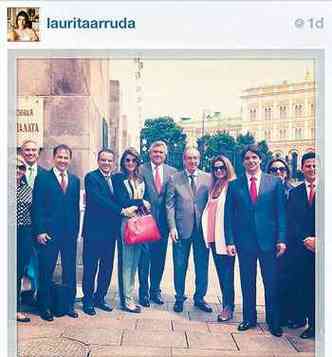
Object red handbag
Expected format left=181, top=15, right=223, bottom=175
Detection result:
left=124, top=214, right=161, bottom=245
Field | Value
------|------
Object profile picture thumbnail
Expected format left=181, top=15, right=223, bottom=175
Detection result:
left=7, top=7, right=40, bottom=42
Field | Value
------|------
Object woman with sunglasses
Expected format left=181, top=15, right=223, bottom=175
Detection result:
left=202, top=155, right=237, bottom=322
left=266, top=158, right=303, bottom=328
left=266, top=158, right=293, bottom=199
left=16, top=155, right=34, bottom=322
left=112, top=148, right=151, bottom=313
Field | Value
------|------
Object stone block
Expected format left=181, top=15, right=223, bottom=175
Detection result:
left=232, top=333, right=297, bottom=353
left=51, top=59, right=89, bottom=96
left=172, top=320, right=209, bottom=333
left=172, top=350, right=274, bottom=357
left=186, top=331, right=237, bottom=351
left=136, top=318, right=172, bottom=331
left=63, top=327, right=122, bottom=346
left=286, top=335, right=315, bottom=352
left=122, top=330, right=187, bottom=348
left=90, top=345, right=171, bottom=357
left=17, top=59, right=51, bottom=96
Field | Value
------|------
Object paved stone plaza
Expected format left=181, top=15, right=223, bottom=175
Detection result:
left=17, top=241, right=315, bottom=357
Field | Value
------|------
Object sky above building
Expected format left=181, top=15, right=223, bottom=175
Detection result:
left=110, top=58, right=314, bottom=125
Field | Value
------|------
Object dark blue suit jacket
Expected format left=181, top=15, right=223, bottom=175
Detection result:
left=32, top=169, right=80, bottom=241
left=287, top=182, right=315, bottom=254
left=225, top=173, right=286, bottom=252
left=82, top=169, right=122, bottom=240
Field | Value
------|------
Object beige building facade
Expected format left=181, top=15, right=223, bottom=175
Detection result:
left=16, top=58, right=122, bottom=180
left=241, top=77, right=316, bottom=161
left=178, top=113, right=242, bottom=146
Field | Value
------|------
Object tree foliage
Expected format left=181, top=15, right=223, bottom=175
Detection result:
left=140, top=117, right=187, bottom=168
left=197, top=130, right=273, bottom=175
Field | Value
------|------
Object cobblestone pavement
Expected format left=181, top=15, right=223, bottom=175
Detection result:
left=17, top=241, right=315, bottom=357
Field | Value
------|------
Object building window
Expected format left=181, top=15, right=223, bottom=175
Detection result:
left=102, top=118, right=109, bottom=149
left=279, top=105, right=287, bottom=119
left=264, top=130, right=272, bottom=140
left=311, top=127, right=315, bottom=139
left=264, top=107, right=272, bottom=120
left=294, top=104, right=303, bottom=117
left=279, top=129, right=287, bottom=139
left=249, top=108, right=257, bottom=120
left=295, top=128, right=303, bottom=139
left=310, top=103, right=315, bottom=116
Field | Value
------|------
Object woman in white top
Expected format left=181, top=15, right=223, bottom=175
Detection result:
left=202, top=155, right=236, bottom=322
left=8, top=10, right=39, bottom=42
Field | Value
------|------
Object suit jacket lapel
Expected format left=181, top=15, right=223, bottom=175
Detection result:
left=96, top=169, right=112, bottom=195
left=51, top=169, right=64, bottom=194
left=256, top=173, right=267, bottom=201
left=181, top=171, right=193, bottom=198
left=240, top=175, right=252, bottom=204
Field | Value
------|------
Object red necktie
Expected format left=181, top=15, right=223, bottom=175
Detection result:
left=154, top=165, right=162, bottom=194
left=60, top=173, right=67, bottom=193
left=308, top=183, right=315, bottom=205
left=250, top=176, right=257, bottom=204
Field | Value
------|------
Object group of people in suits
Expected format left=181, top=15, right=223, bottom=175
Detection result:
left=16, top=139, right=316, bottom=340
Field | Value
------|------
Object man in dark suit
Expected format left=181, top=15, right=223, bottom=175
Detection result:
left=288, top=152, right=316, bottom=339
left=225, top=144, right=287, bottom=337
left=20, top=139, right=47, bottom=305
left=32, top=144, right=80, bottom=321
left=138, top=141, right=177, bottom=307
left=166, top=147, right=212, bottom=313
left=82, top=149, right=122, bottom=315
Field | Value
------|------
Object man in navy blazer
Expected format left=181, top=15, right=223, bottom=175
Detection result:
left=82, top=149, right=122, bottom=315
left=32, top=144, right=80, bottom=321
left=138, top=141, right=177, bottom=306
left=225, top=144, right=287, bottom=337
left=287, top=152, right=316, bottom=339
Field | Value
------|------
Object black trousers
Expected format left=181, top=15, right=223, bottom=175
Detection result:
left=82, top=236, right=116, bottom=304
left=17, top=226, right=33, bottom=310
left=293, top=248, right=315, bottom=327
left=37, top=237, right=77, bottom=311
left=210, top=243, right=235, bottom=310
left=138, top=236, right=168, bottom=299
left=238, top=247, right=279, bottom=326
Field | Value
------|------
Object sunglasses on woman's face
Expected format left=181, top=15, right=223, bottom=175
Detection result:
left=125, top=158, right=137, bottom=163
left=270, top=166, right=286, bottom=173
left=213, top=165, right=226, bottom=172
left=17, top=164, right=26, bottom=171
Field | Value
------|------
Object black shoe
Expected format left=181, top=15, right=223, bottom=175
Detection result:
left=238, top=321, right=256, bottom=331
left=139, top=296, right=150, bottom=307
left=83, top=304, right=96, bottom=316
left=94, top=301, right=113, bottom=312
left=173, top=301, right=184, bottom=313
left=269, top=325, right=283, bottom=337
left=150, top=294, right=164, bottom=305
left=67, top=307, right=79, bottom=318
left=122, top=304, right=141, bottom=313
left=194, top=301, right=213, bottom=313
left=40, top=309, right=54, bottom=322
left=300, top=326, right=315, bottom=339
left=288, top=320, right=307, bottom=329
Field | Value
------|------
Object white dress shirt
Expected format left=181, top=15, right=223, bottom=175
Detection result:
left=151, top=162, right=164, bottom=184
left=305, top=179, right=317, bottom=201
left=26, top=162, right=38, bottom=187
left=53, top=167, right=68, bottom=187
left=245, top=170, right=262, bottom=193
